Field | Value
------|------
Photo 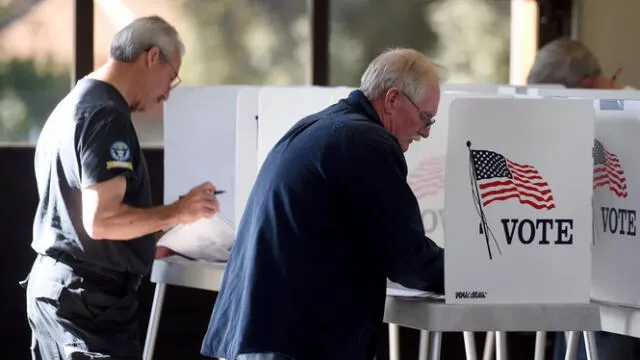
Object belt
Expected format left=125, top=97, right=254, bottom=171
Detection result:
left=39, top=252, right=143, bottom=291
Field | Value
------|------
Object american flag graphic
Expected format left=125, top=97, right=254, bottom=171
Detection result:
left=407, top=155, right=445, bottom=199
left=470, top=149, right=555, bottom=210
left=593, top=140, right=627, bottom=198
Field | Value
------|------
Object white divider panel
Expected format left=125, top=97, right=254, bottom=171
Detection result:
left=404, top=91, right=510, bottom=248
left=444, top=97, right=594, bottom=304
left=235, top=87, right=261, bottom=226
left=257, top=86, right=337, bottom=169
left=591, top=100, right=640, bottom=308
left=536, top=87, right=640, bottom=100
left=164, top=85, right=247, bottom=226
left=442, top=83, right=564, bottom=95
left=331, top=86, right=356, bottom=102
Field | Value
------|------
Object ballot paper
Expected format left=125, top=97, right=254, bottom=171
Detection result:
left=385, top=281, right=445, bottom=299
left=157, top=214, right=235, bottom=263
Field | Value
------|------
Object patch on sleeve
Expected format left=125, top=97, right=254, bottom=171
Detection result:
left=106, top=141, right=133, bottom=170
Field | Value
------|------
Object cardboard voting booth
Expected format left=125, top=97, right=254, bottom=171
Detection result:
left=404, top=91, right=510, bottom=248
left=591, top=100, right=640, bottom=308
left=443, top=97, right=595, bottom=304
left=164, top=85, right=258, bottom=227
left=257, top=86, right=339, bottom=170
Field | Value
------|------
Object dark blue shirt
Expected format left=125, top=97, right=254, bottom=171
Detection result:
left=32, top=78, right=154, bottom=276
left=201, top=90, right=444, bottom=360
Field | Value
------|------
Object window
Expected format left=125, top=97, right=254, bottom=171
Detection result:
left=0, top=0, right=72, bottom=144
left=329, top=0, right=511, bottom=87
left=93, top=0, right=311, bottom=147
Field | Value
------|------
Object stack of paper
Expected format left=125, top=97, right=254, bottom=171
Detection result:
left=386, top=281, right=444, bottom=299
left=157, top=214, right=235, bottom=263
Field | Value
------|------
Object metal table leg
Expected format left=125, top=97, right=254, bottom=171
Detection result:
left=564, top=331, right=579, bottom=360
left=534, top=331, right=546, bottom=360
left=429, top=332, right=442, bottom=360
left=419, top=330, right=430, bottom=360
left=143, top=282, right=167, bottom=360
left=483, top=332, right=495, bottom=360
left=389, top=323, right=400, bottom=360
left=496, top=332, right=507, bottom=360
left=583, top=331, right=599, bottom=360
left=464, top=331, right=478, bottom=360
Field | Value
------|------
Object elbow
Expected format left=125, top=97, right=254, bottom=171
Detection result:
left=83, top=215, right=107, bottom=240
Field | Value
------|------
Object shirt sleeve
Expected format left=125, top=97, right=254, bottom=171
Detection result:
left=78, top=107, right=137, bottom=189
left=344, top=126, right=444, bottom=294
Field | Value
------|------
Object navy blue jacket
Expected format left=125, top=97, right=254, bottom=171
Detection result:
left=201, top=90, right=444, bottom=360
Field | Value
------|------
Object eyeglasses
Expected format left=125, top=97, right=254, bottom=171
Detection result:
left=158, top=50, right=182, bottom=90
left=402, top=91, right=435, bottom=128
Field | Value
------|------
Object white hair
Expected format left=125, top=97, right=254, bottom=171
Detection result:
left=360, top=48, right=443, bottom=102
left=527, top=37, right=602, bottom=88
left=110, top=15, right=185, bottom=63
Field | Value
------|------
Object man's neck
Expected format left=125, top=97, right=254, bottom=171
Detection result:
left=88, top=60, right=139, bottom=108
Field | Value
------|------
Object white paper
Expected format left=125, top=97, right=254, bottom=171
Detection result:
left=385, top=287, right=445, bottom=299
left=157, top=214, right=235, bottom=263
left=386, top=281, right=444, bottom=299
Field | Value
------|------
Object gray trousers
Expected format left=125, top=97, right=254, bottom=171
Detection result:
left=23, top=254, right=142, bottom=360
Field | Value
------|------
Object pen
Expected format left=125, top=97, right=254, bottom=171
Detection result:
left=179, top=190, right=225, bottom=200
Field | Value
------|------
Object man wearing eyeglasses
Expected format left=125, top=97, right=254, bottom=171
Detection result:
left=201, top=48, right=444, bottom=360
left=23, top=16, right=219, bottom=360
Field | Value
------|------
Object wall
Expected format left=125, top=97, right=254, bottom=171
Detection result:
left=578, top=0, right=640, bottom=89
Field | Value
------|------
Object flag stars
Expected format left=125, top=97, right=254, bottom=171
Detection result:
left=472, top=150, right=512, bottom=180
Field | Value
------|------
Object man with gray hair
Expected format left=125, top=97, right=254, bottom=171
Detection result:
left=527, top=37, right=629, bottom=89
left=23, top=15, right=220, bottom=359
left=201, top=48, right=444, bottom=360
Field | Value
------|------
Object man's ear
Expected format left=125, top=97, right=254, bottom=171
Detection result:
left=146, top=47, right=161, bottom=69
left=383, top=88, right=401, bottom=114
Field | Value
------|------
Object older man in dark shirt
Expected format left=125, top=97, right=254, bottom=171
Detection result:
left=201, top=48, right=444, bottom=360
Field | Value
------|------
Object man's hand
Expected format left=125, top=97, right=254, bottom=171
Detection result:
left=172, top=181, right=220, bottom=224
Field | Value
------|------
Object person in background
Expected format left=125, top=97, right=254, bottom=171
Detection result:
left=23, top=15, right=220, bottom=360
left=200, top=48, right=445, bottom=360
left=527, top=37, right=633, bottom=90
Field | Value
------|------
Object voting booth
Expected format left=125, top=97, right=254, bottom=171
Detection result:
left=591, top=99, right=640, bottom=308
left=404, top=91, right=509, bottom=248
left=443, top=97, right=595, bottom=304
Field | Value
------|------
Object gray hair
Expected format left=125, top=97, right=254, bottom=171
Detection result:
left=110, top=15, right=185, bottom=63
left=527, top=38, right=602, bottom=88
left=360, top=48, right=442, bottom=102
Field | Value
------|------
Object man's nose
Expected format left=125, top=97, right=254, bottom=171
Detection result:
left=418, top=126, right=431, bottom=138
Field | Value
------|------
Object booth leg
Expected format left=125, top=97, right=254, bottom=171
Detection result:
left=463, top=331, right=478, bottom=360
left=143, top=283, right=167, bottom=360
left=534, top=331, right=546, bottom=360
left=429, top=331, right=442, bottom=360
left=419, top=330, right=430, bottom=360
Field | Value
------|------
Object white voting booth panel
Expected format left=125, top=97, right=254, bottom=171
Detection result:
left=404, top=91, right=510, bottom=248
left=444, top=97, right=594, bottom=304
left=164, top=85, right=259, bottom=227
left=235, top=87, right=261, bottom=225
left=591, top=100, right=640, bottom=309
left=535, top=87, right=640, bottom=100
left=257, top=86, right=339, bottom=170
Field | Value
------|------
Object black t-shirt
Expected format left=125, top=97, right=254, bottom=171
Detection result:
left=32, top=78, right=155, bottom=276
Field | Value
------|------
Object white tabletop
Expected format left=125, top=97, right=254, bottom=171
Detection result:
left=384, top=296, right=602, bottom=332
left=595, top=300, right=640, bottom=338
left=149, top=257, right=604, bottom=333
left=149, top=256, right=226, bottom=291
